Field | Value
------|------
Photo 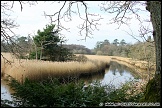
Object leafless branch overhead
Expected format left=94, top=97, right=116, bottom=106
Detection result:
left=44, top=1, right=103, bottom=40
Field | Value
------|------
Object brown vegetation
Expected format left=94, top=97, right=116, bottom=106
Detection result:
left=110, top=56, right=156, bottom=70
left=110, top=56, right=156, bottom=80
left=1, top=53, right=154, bottom=83
left=1, top=53, right=110, bottom=83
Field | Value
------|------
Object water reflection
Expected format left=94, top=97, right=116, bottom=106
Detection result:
left=82, top=61, right=139, bottom=88
left=1, top=79, right=14, bottom=101
left=1, top=61, right=142, bottom=102
left=108, top=61, right=140, bottom=78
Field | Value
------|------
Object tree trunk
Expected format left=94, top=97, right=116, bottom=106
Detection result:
left=142, top=1, right=161, bottom=102
left=40, top=42, right=43, bottom=60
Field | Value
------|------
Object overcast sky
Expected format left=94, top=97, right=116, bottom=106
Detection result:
left=4, top=1, right=152, bottom=49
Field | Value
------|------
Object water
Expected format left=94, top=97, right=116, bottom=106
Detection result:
left=1, top=61, right=141, bottom=102
left=1, top=79, right=13, bottom=101
left=82, top=61, right=140, bottom=88
left=102, top=61, right=139, bottom=87
left=101, top=68, right=134, bottom=88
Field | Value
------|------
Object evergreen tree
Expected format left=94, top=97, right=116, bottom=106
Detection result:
left=32, top=24, right=73, bottom=61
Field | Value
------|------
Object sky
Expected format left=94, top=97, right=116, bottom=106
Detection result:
left=3, top=1, right=153, bottom=49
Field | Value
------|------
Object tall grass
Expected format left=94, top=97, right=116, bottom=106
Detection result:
left=110, top=56, right=156, bottom=70
left=1, top=53, right=16, bottom=76
left=1, top=53, right=111, bottom=83
left=110, top=56, right=155, bottom=80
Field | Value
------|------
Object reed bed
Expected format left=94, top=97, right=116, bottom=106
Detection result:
left=2, top=52, right=155, bottom=83
left=110, top=56, right=156, bottom=70
left=111, top=59, right=155, bottom=79
left=84, top=55, right=111, bottom=66
left=1, top=53, right=111, bottom=83
left=1, top=53, right=15, bottom=76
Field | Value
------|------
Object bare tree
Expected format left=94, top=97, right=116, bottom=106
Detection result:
left=145, top=1, right=161, bottom=102
left=99, top=1, right=161, bottom=102
left=45, top=1, right=161, bottom=102
left=1, top=1, right=20, bottom=63
left=1, top=1, right=37, bottom=61
left=1, top=1, right=161, bottom=102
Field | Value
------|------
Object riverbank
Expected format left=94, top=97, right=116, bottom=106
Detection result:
left=1, top=53, right=153, bottom=107
left=1, top=53, right=111, bottom=83
left=108, top=56, right=155, bottom=81
left=109, top=56, right=156, bottom=70
left=1, top=53, right=155, bottom=83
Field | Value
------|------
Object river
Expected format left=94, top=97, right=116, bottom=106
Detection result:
left=1, top=61, right=143, bottom=102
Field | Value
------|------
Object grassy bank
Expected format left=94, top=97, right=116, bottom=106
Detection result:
left=109, top=56, right=155, bottom=80
left=2, top=52, right=154, bottom=83
left=1, top=53, right=111, bottom=83
left=110, top=56, right=156, bottom=70
left=2, top=53, right=156, bottom=107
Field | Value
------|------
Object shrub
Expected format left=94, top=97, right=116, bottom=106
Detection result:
left=75, top=54, right=88, bottom=62
left=3, top=77, right=109, bottom=107
left=1, top=77, right=145, bottom=107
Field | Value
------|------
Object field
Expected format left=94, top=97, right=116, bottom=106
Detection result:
left=1, top=53, right=111, bottom=83
left=1, top=52, right=155, bottom=83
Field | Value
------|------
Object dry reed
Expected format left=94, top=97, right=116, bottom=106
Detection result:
left=1, top=53, right=111, bottom=83
left=110, top=56, right=156, bottom=70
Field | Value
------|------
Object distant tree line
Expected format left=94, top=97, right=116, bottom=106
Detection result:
left=1, top=24, right=155, bottom=63
left=93, top=38, right=155, bottom=62
left=62, top=44, right=93, bottom=55
left=1, top=24, right=74, bottom=62
left=1, top=37, right=155, bottom=63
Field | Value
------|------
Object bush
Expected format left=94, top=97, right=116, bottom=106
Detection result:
left=3, top=77, right=109, bottom=107
left=75, top=54, right=88, bottom=62
left=1, top=77, right=145, bottom=107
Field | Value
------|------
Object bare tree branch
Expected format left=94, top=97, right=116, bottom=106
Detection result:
left=1, top=1, right=37, bottom=60
left=122, top=27, right=141, bottom=43
left=100, top=1, right=148, bottom=28
left=100, top=1, right=153, bottom=44
left=100, top=1, right=132, bottom=28
left=44, top=1, right=103, bottom=41
left=19, top=1, right=23, bottom=11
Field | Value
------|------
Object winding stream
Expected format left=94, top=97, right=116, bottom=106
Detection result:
left=1, top=61, right=144, bottom=102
